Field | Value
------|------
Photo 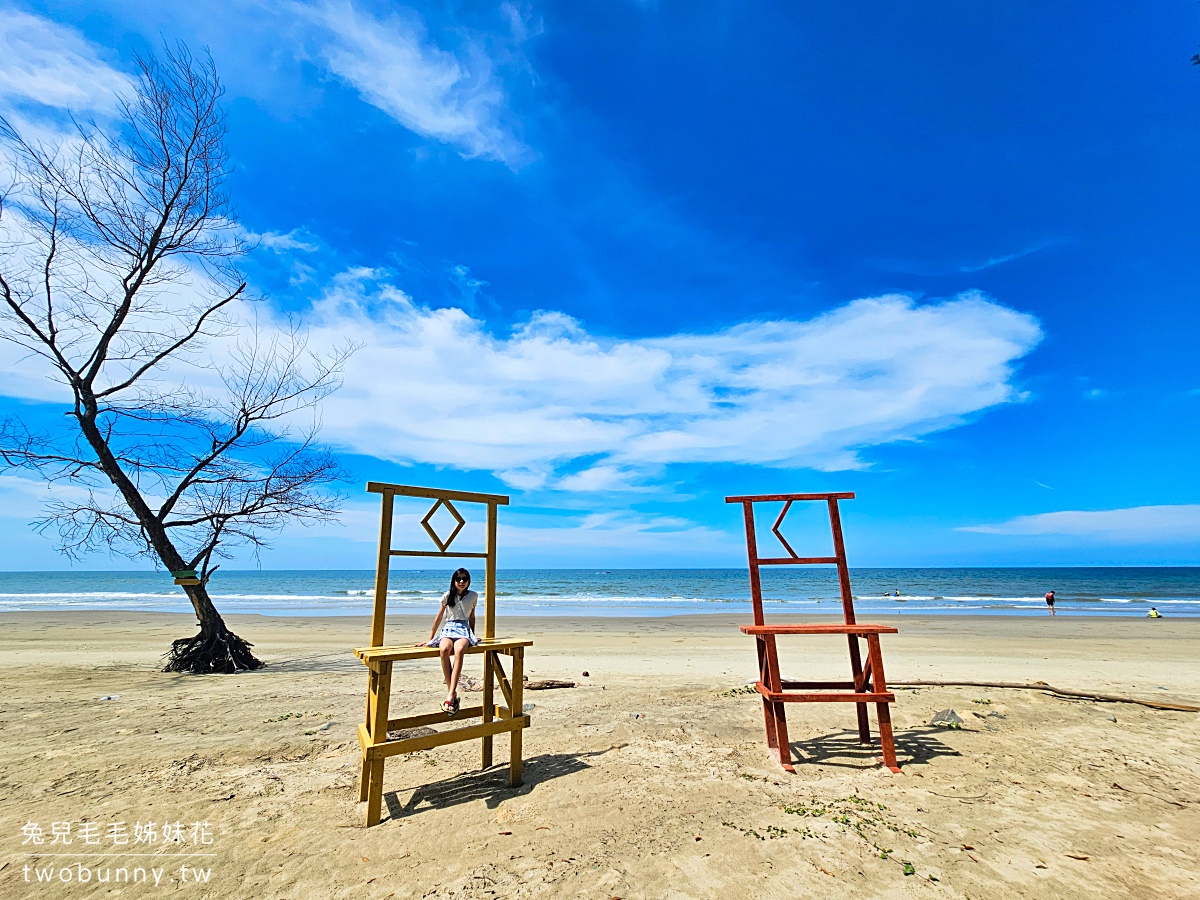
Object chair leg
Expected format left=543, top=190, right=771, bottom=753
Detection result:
left=772, top=701, right=794, bottom=772
left=866, top=635, right=901, bottom=773
left=758, top=635, right=795, bottom=772
left=482, top=651, right=494, bottom=769
left=509, top=649, right=524, bottom=787
left=855, top=697, right=871, bottom=744
left=761, top=696, right=778, bottom=748
left=847, top=635, right=871, bottom=743
left=364, top=757, right=385, bottom=827
left=363, top=661, right=392, bottom=826
left=876, top=703, right=901, bottom=773
left=757, top=637, right=777, bottom=749
left=358, top=665, right=373, bottom=801
left=358, top=754, right=371, bottom=802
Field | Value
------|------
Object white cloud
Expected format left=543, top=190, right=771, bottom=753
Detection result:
left=251, top=227, right=320, bottom=254
left=200, top=489, right=733, bottom=563
left=499, top=509, right=733, bottom=560
left=960, top=505, right=1200, bottom=542
left=0, top=346, right=66, bottom=403
left=290, top=1, right=530, bottom=165
left=276, top=273, right=1041, bottom=487
left=0, top=250, right=1043, bottom=491
left=328, top=500, right=735, bottom=559
left=0, top=204, right=228, bottom=404
left=0, top=10, right=130, bottom=190
left=957, top=240, right=1053, bottom=274
left=552, top=464, right=658, bottom=494
left=0, top=10, right=128, bottom=115
left=0, top=473, right=90, bottom=520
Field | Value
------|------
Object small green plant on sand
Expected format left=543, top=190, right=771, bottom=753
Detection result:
left=720, top=820, right=806, bottom=844
left=972, top=698, right=992, bottom=705
left=721, top=684, right=758, bottom=697
left=263, top=711, right=332, bottom=723
left=723, top=821, right=765, bottom=840
left=783, top=796, right=924, bottom=876
left=738, top=772, right=773, bottom=783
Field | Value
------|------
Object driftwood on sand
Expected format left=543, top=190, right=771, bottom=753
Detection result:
left=892, top=680, right=1199, bottom=712
left=525, top=679, right=577, bottom=690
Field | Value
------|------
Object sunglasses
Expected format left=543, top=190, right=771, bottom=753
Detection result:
left=454, top=577, right=470, bottom=583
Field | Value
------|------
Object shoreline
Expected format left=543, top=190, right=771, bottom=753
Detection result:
left=3, top=610, right=1198, bottom=700
left=3, top=568, right=1197, bottom=620
left=4, top=608, right=1199, bottom=623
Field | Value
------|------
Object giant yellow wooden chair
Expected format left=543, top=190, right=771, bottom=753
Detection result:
left=354, top=482, right=531, bottom=827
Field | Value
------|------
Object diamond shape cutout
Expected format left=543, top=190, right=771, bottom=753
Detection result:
left=421, top=498, right=466, bottom=552
left=771, top=500, right=801, bottom=559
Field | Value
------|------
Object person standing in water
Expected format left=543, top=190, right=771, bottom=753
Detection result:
left=415, top=568, right=480, bottom=715
left=1045, top=590, right=1056, bottom=616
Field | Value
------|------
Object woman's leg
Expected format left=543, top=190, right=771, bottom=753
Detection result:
left=448, top=637, right=470, bottom=701
left=438, top=638, right=454, bottom=691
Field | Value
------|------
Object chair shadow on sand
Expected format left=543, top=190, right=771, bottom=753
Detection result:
left=265, top=652, right=362, bottom=674
left=788, top=725, right=961, bottom=770
left=382, top=747, right=619, bottom=822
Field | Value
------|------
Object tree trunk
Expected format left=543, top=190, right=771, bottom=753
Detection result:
left=73, top=398, right=263, bottom=674
left=161, top=582, right=265, bottom=674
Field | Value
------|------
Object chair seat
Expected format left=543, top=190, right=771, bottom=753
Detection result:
left=355, top=637, right=533, bottom=664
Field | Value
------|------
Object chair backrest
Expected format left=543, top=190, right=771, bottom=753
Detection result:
left=366, top=482, right=510, bottom=647
left=725, top=492, right=858, bottom=627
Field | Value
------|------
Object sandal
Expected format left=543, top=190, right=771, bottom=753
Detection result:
left=451, top=696, right=461, bottom=714
left=442, top=699, right=455, bottom=716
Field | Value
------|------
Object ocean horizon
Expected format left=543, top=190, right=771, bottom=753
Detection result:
left=0, top=567, right=1197, bottom=618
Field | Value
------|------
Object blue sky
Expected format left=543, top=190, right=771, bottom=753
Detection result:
left=1, top=1, right=1198, bottom=569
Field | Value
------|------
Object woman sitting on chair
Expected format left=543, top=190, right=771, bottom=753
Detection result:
left=416, top=568, right=480, bottom=716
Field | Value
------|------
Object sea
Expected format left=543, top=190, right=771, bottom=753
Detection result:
left=0, top=568, right=1197, bottom=617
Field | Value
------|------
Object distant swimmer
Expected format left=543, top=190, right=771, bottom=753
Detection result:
left=1045, top=590, right=1056, bottom=616
left=1148, top=607, right=1163, bottom=619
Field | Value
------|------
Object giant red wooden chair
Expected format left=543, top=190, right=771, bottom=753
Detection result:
left=726, top=492, right=901, bottom=774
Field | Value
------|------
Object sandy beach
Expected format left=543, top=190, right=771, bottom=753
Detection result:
left=2, top=611, right=1198, bottom=899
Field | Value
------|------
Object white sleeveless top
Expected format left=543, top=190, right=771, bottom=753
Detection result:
left=442, top=589, right=478, bottom=623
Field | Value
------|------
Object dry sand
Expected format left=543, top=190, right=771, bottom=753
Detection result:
left=1, top=611, right=1198, bottom=899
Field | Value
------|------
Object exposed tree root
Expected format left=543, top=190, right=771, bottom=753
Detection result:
left=162, top=626, right=265, bottom=674
left=892, top=680, right=1198, bottom=712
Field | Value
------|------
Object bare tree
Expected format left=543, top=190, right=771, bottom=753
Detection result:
left=0, top=45, right=350, bottom=673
